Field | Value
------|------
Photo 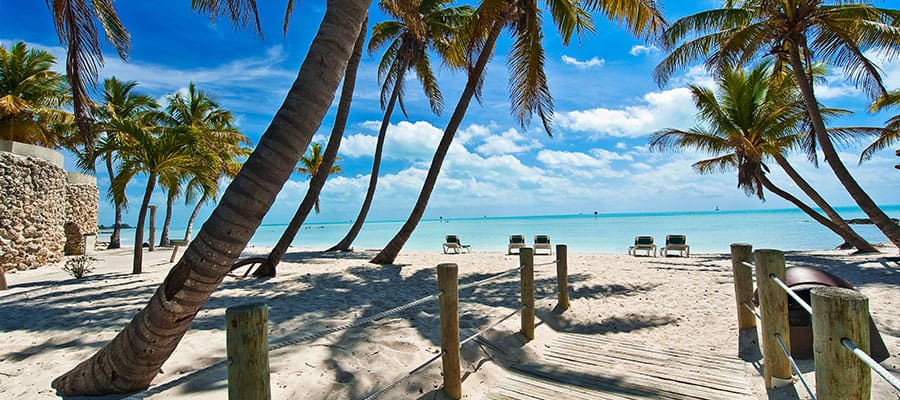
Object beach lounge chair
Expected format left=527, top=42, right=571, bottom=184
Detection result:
left=442, top=235, right=471, bottom=254
left=508, top=235, right=526, bottom=255
left=533, top=234, right=552, bottom=255
left=628, top=236, right=656, bottom=257
left=661, top=234, right=690, bottom=257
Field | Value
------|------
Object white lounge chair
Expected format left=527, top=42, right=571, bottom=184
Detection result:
left=442, top=235, right=471, bottom=254
left=508, top=235, right=526, bottom=255
left=628, top=236, right=656, bottom=257
left=661, top=235, right=690, bottom=257
left=533, top=234, right=552, bottom=255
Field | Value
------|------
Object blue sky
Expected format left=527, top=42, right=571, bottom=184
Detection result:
left=2, top=0, right=898, bottom=228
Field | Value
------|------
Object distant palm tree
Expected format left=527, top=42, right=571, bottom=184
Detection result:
left=651, top=63, right=876, bottom=252
left=0, top=42, right=72, bottom=148
left=92, top=77, right=159, bottom=249
left=861, top=90, right=900, bottom=163
left=327, top=0, right=473, bottom=252
left=654, top=0, right=900, bottom=248
left=52, top=1, right=370, bottom=394
left=294, top=142, right=342, bottom=214
left=370, top=0, right=666, bottom=264
left=44, top=0, right=130, bottom=158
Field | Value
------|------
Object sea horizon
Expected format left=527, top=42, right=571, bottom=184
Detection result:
left=110, top=205, right=899, bottom=254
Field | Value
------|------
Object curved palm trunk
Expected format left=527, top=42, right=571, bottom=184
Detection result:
left=132, top=174, right=157, bottom=274
left=787, top=41, right=900, bottom=248
left=182, top=194, right=206, bottom=242
left=106, top=156, right=122, bottom=249
left=255, top=19, right=367, bottom=277
left=158, top=191, right=174, bottom=247
left=773, top=154, right=876, bottom=252
left=327, top=62, right=403, bottom=252
left=760, top=174, right=866, bottom=246
left=370, top=19, right=505, bottom=265
left=51, top=1, right=369, bottom=395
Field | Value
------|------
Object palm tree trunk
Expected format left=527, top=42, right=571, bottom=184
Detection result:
left=106, top=156, right=122, bottom=249
left=183, top=195, right=206, bottom=242
left=132, top=174, right=157, bottom=274
left=370, top=19, right=506, bottom=264
left=787, top=40, right=900, bottom=248
left=760, top=174, right=867, bottom=246
left=51, top=1, right=369, bottom=395
left=255, top=18, right=367, bottom=277
left=773, top=154, right=876, bottom=252
left=327, top=59, right=403, bottom=252
left=159, top=191, right=174, bottom=247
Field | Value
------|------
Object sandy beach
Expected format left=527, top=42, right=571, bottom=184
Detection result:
left=0, top=244, right=897, bottom=399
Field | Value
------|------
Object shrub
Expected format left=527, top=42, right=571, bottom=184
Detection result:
left=63, top=255, right=96, bottom=279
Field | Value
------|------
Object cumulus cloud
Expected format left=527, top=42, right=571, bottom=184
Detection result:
left=339, top=120, right=447, bottom=160
left=561, top=55, right=605, bottom=69
left=475, top=128, right=543, bottom=156
left=629, top=45, right=659, bottom=56
left=555, top=87, right=697, bottom=138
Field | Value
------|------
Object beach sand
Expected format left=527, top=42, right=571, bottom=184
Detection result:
left=0, top=245, right=897, bottom=399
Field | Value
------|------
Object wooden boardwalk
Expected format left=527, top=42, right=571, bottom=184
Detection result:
left=486, top=333, right=759, bottom=399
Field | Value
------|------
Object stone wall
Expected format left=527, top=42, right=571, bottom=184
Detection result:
left=64, top=173, right=99, bottom=255
left=0, top=150, right=67, bottom=271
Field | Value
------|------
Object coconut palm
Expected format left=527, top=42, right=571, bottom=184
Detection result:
left=51, top=1, right=369, bottom=394
left=92, top=77, right=159, bottom=249
left=294, top=142, right=343, bottom=214
left=44, top=0, right=129, bottom=158
left=654, top=0, right=900, bottom=247
left=861, top=90, right=900, bottom=163
left=0, top=42, right=73, bottom=148
left=650, top=63, right=876, bottom=251
left=328, top=0, right=473, bottom=252
left=369, top=0, right=666, bottom=264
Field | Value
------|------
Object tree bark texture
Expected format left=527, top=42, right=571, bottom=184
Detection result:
left=159, top=192, right=174, bottom=247
left=132, top=174, right=157, bottom=274
left=51, top=1, right=369, bottom=394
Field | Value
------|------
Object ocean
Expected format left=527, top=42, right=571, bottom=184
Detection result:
left=115, top=205, right=899, bottom=254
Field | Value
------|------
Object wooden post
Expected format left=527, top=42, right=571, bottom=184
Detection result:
left=226, top=303, right=270, bottom=400
left=812, top=287, right=871, bottom=400
left=520, top=247, right=535, bottom=340
left=556, top=244, right=569, bottom=310
left=437, top=263, right=461, bottom=399
left=730, top=243, right=757, bottom=358
left=754, top=249, right=792, bottom=388
left=147, top=205, right=157, bottom=252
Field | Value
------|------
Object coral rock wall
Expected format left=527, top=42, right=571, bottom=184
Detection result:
left=64, top=174, right=99, bottom=255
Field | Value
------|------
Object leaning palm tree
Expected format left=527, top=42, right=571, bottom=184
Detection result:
left=92, top=77, right=159, bottom=249
left=44, top=0, right=130, bottom=159
left=369, top=0, right=666, bottom=264
left=327, top=0, right=474, bottom=252
left=51, top=1, right=370, bottom=394
left=0, top=42, right=73, bottom=148
left=651, top=63, right=876, bottom=252
left=654, top=0, right=900, bottom=248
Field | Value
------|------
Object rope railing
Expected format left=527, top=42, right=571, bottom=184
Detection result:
left=774, top=333, right=816, bottom=400
left=740, top=261, right=755, bottom=270
left=361, top=351, right=446, bottom=400
left=768, top=274, right=812, bottom=315
left=842, top=338, right=900, bottom=392
left=457, top=265, right=522, bottom=291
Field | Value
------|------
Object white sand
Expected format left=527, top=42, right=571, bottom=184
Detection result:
left=0, top=244, right=897, bottom=399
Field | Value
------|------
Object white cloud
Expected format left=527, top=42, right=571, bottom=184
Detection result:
left=561, top=55, right=605, bottom=69
left=555, top=87, right=697, bottom=138
left=475, top=128, right=543, bottom=156
left=339, top=120, right=448, bottom=160
left=629, top=45, right=659, bottom=56
left=536, top=149, right=628, bottom=178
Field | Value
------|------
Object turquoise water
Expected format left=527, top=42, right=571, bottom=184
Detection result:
left=119, top=206, right=898, bottom=254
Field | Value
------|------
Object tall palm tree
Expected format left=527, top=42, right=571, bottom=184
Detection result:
left=45, top=0, right=130, bottom=159
left=0, top=42, right=72, bottom=148
left=654, top=0, right=900, bottom=247
left=243, top=22, right=367, bottom=278
left=157, top=83, right=240, bottom=247
left=92, top=77, right=159, bottom=249
left=328, top=0, right=473, bottom=252
left=51, top=0, right=370, bottom=394
left=650, top=63, right=876, bottom=252
left=109, top=119, right=211, bottom=274
left=369, top=0, right=666, bottom=264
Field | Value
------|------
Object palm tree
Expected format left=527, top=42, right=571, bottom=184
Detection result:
left=51, top=1, right=370, bottom=394
left=328, top=0, right=473, bottom=252
left=294, top=142, right=343, bottom=214
left=157, top=83, right=239, bottom=247
left=369, top=0, right=666, bottom=264
left=654, top=0, right=900, bottom=248
left=0, top=42, right=73, bottom=148
left=650, top=63, right=876, bottom=252
left=109, top=119, right=211, bottom=274
left=45, top=0, right=130, bottom=158
left=861, top=90, right=900, bottom=163
left=92, top=77, right=159, bottom=249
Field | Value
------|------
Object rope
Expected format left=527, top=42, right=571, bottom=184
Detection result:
left=769, top=274, right=812, bottom=315
left=742, top=302, right=761, bottom=320
left=533, top=259, right=559, bottom=267
left=842, top=338, right=900, bottom=392
left=740, top=261, right=755, bottom=270
left=774, top=333, right=816, bottom=400
left=361, top=351, right=445, bottom=400
left=269, top=292, right=442, bottom=352
left=459, top=306, right=526, bottom=347
left=458, top=266, right=522, bottom=291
